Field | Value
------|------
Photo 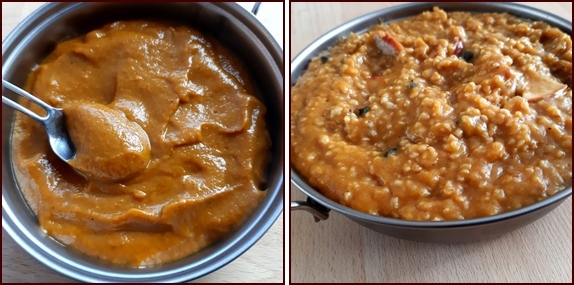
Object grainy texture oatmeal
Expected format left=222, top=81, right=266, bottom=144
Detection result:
left=291, top=8, right=572, bottom=221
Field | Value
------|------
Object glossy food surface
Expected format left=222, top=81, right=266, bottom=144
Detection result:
left=12, top=20, right=270, bottom=266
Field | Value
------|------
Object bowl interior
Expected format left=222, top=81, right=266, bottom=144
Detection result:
left=2, top=2, right=283, bottom=282
left=290, top=2, right=572, bottom=227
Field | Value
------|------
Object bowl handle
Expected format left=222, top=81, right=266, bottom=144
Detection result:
left=291, top=197, right=330, bottom=222
left=251, top=2, right=261, bottom=15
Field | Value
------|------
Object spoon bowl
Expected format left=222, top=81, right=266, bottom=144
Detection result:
left=2, top=78, right=76, bottom=162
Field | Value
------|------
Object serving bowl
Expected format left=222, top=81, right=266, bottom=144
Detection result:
left=290, top=2, right=572, bottom=243
left=2, top=2, right=283, bottom=282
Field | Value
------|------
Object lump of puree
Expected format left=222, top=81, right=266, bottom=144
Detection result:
left=65, top=102, right=151, bottom=182
left=12, top=20, right=270, bottom=267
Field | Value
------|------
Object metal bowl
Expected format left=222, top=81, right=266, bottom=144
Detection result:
left=291, top=2, right=572, bottom=243
left=2, top=2, right=283, bottom=282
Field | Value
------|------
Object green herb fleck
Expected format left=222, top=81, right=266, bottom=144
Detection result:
left=320, top=55, right=329, bottom=64
left=459, top=50, right=474, bottom=63
left=356, top=105, right=370, bottom=117
left=377, top=17, right=386, bottom=25
left=383, top=148, right=398, bottom=157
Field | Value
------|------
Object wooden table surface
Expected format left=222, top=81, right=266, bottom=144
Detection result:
left=290, top=2, right=572, bottom=283
left=2, top=2, right=283, bottom=283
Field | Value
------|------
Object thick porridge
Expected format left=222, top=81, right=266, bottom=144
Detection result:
left=12, top=20, right=270, bottom=266
left=291, top=8, right=572, bottom=221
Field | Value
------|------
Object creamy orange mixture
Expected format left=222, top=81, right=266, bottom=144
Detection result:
left=65, top=102, right=151, bottom=182
left=12, top=20, right=270, bottom=266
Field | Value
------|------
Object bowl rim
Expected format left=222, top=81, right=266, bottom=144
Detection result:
left=2, top=2, right=284, bottom=282
left=290, top=2, right=573, bottom=228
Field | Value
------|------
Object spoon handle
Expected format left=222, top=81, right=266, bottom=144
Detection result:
left=2, top=79, right=52, bottom=124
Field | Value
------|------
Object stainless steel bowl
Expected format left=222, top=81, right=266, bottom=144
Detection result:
left=2, top=2, right=283, bottom=282
left=291, top=2, right=572, bottom=243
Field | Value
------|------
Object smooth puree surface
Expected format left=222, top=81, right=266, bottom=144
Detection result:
left=12, top=20, right=270, bottom=267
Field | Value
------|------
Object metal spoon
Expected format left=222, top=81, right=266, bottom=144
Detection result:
left=2, top=79, right=75, bottom=162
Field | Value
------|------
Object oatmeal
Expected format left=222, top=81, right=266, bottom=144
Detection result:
left=291, top=7, right=572, bottom=221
